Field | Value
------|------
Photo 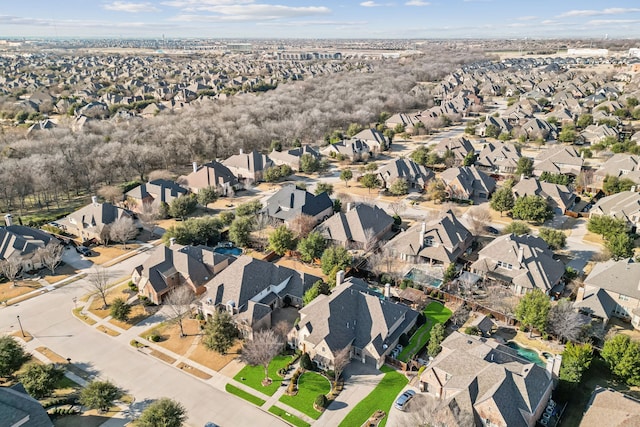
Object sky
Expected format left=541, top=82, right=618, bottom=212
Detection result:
left=2, top=1, right=640, bottom=39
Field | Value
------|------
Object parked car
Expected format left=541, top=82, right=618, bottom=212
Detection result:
left=484, top=225, right=499, bottom=235
left=75, top=245, right=92, bottom=256
left=394, top=390, right=416, bottom=411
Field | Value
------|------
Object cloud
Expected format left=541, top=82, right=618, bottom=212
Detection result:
left=405, top=0, right=430, bottom=5
left=161, top=0, right=254, bottom=7
left=587, top=19, right=640, bottom=26
left=558, top=8, right=640, bottom=18
left=172, top=4, right=330, bottom=22
left=103, top=1, right=161, bottom=13
left=360, top=1, right=395, bottom=6
left=257, top=20, right=366, bottom=27
left=0, top=14, right=170, bottom=29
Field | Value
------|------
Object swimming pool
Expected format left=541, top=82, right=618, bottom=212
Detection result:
left=214, top=246, right=243, bottom=255
left=506, top=341, right=546, bottom=367
left=404, top=268, right=443, bottom=289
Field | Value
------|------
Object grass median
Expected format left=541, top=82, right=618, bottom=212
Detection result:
left=225, top=383, right=266, bottom=406
left=269, top=405, right=311, bottom=427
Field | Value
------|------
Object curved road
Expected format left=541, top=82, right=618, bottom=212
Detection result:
left=0, top=250, right=286, bottom=427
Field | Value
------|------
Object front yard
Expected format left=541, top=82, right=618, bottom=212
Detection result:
left=338, top=366, right=408, bottom=427
left=397, top=301, right=452, bottom=362
left=233, top=355, right=293, bottom=396
left=278, top=371, right=331, bottom=419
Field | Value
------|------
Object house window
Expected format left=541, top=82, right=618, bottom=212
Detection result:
left=497, top=260, right=513, bottom=270
left=619, top=294, right=630, bottom=302
left=424, top=237, right=435, bottom=247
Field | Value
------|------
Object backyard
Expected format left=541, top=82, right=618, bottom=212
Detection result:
left=278, top=371, right=331, bottom=419
left=233, top=355, right=293, bottom=396
left=338, top=366, right=408, bottom=427
left=397, top=301, right=452, bottom=362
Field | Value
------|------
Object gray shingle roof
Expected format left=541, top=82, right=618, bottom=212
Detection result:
left=0, top=387, right=53, bottom=427
left=264, top=185, right=333, bottom=222
left=0, top=226, right=52, bottom=261
left=317, top=203, right=393, bottom=246
left=591, top=191, right=640, bottom=223
left=376, top=158, right=434, bottom=188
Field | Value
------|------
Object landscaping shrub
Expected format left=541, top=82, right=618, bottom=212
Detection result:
left=301, top=353, right=313, bottom=370
left=465, top=326, right=480, bottom=336
left=314, top=394, right=328, bottom=410
left=127, top=281, right=138, bottom=292
left=148, top=334, right=160, bottom=342
left=130, top=340, right=143, bottom=348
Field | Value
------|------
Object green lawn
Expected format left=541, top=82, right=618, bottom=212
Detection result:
left=225, top=383, right=266, bottom=406
left=269, top=405, right=311, bottom=427
left=279, top=372, right=331, bottom=420
left=233, top=355, right=292, bottom=396
left=398, top=301, right=452, bottom=362
left=338, top=365, right=408, bottom=427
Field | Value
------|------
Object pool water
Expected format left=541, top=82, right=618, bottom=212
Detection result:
left=214, top=246, right=243, bottom=255
left=404, top=268, right=444, bottom=289
left=506, top=341, right=546, bottom=367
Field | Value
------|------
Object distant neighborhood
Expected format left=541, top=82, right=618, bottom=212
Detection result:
left=3, top=40, right=640, bottom=427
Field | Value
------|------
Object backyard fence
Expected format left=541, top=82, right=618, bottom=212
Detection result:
left=442, top=291, right=516, bottom=325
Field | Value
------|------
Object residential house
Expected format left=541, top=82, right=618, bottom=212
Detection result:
left=132, top=243, right=232, bottom=305
left=589, top=191, right=640, bottom=231
left=385, top=210, right=473, bottom=266
left=317, top=203, right=394, bottom=250
left=580, top=124, right=619, bottom=145
left=0, top=221, right=54, bottom=272
left=125, top=179, right=188, bottom=213
left=376, top=158, right=434, bottom=190
left=440, top=166, right=496, bottom=201
left=517, top=117, right=557, bottom=141
left=290, top=276, right=419, bottom=369
left=434, top=137, right=474, bottom=165
left=321, top=139, right=371, bottom=162
left=476, top=141, right=521, bottom=174
left=222, top=149, right=273, bottom=183
left=579, top=386, right=640, bottom=427
left=181, top=161, right=240, bottom=196
left=263, top=185, right=334, bottom=226
left=386, top=113, right=418, bottom=133
left=470, top=234, right=565, bottom=295
left=269, top=145, right=320, bottom=171
left=200, top=255, right=321, bottom=338
left=533, top=146, right=583, bottom=177
left=59, top=198, right=133, bottom=243
left=593, top=153, right=640, bottom=189
left=0, top=386, right=53, bottom=427
left=512, top=177, right=576, bottom=215
left=419, top=331, right=553, bottom=427
left=574, top=258, right=640, bottom=331
left=477, top=116, right=513, bottom=138
left=352, top=128, right=390, bottom=153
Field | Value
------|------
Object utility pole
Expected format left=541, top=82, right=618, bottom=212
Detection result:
left=16, top=315, right=25, bottom=337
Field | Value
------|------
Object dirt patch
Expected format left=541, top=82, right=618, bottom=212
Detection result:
left=0, top=280, right=42, bottom=302
left=10, top=331, right=34, bottom=342
left=108, top=303, right=159, bottom=330
left=36, top=346, right=69, bottom=364
left=144, top=319, right=201, bottom=356
left=149, top=349, right=177, bottom=365
left=177, top=362, right=212, bottom=380
left=583, top=231, right=605, bottom=246
left=72, top=308, right=97, bottom=326
left=275, top=257, right=325, bottom=279
left=189, top=341, right=242, bottom=372
left=96, top=325, right=120, bottom=337
left=607, top=318, right=640, bottom=342
left=42, top=263, right=78, bottom=284
left=90, top=244, right=140, bottom=266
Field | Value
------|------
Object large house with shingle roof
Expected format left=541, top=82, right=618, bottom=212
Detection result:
left=317, top=203, right=394, bottom=250
left=269, top=145, right=320, bottom=171
left=512, top=177, right=576, bottom=215
left=290, top=277, right=419, bottom=370
left=125, top=179, right=188, bottom=213
left=419, top=331, right=553, bottom=427
left=59, top=199, right=133, bottom=243
left=132, top=243, right=232, bottom=305
left=222, top=149, right=273, bottom=183
left=181, top=161, right=240, bottom=196
left=263, top=185, right=334, bottom=226
left=385, top=210, right=472, bottom=266
left=533, top=146, right=583, bottom=177
left=589, top=191, right=640, bottom=231
left=574, top=258, right=640, bottom=331
left=352, top=128, right=390, bottom=153
left=470, top=234, right=565, bottom=295
left=476, top=141, right=521, bottom=174
left=0, top=224, right=54, bottom=272
left=200, top=255, right=321, bottom=338
left=0, top=386, right=53, bottom=427
left=580, top=386, right=640, bottom=427
left=440, top=166, right=496, bottom=202
left=593, top=153, right=640, bottom=189
left=434, top=137, right=474, bottom=166
left=376, top=158, right=434, bottom=190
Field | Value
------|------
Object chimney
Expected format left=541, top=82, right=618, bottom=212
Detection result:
left=517, top=246, right=524, bottom=264
left=336, top=270, right=345, bottom=287
left=239, top=148, right=244, bottom=155
left=192, top=161, right=198, bottom=173
left=576, top=286, right=585, bottom=303
left=420, top=222, right=426, bottom=243
left=91, top=195, right=98, bottom=206
left=520, top=173, right=525, bottom=181
left=346, top=202, right=352, bottom=212
left=384, top=283, right=391, bottom=298
left=169, top=237, right=176, bottom=246
left=4, top=214, right=13, bottom=227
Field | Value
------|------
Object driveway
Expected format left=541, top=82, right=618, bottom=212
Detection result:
left=385, top=385, right=420, bottom=427
left=0, top=250, right=286, bottom=427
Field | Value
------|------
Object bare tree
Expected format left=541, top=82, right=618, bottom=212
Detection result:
left=289, top=214, right=316, bottom=238
left=37, top=241, right=64, bottom=274
left=547, top=299, right=584, bottom=343
left=97, top=185, right=124, bottom=204
left=138, top=202, right=160, bottom=238
left=0, top=258, right=22, bottom=287
left=272, top=320, right=292, bottom=343
left=88, top=268, right=111, bottom=309
left=240, top=329, right=284, bottom=386
left=332, top=346, right=351, bottom=383
left=164, top=286, right=196, bottom=337
left=404, top=394, right=475, bottom=427
left=466, top=206, right=492, bottom=236
left=147, top=169, right=176, bottom=181
left=388, top=200, right=406, bottom=217
left=109, top=216, right=138, bottom=249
